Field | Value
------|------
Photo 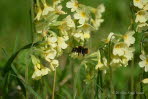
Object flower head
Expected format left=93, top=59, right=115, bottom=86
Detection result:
left=135, top=10, right=148, bottom=23
left=133, top=0, right=148, bottom=9
left=123, top=31, right=135, bottom=47
left=113, top=42, right=128, bottom=56
left=139, top=54, right=148, bottom=72
left=74, top=9, right=88, bottom=25
left=66, top=0, right=79, bottom=12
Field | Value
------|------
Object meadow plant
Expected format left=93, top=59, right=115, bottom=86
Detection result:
left=1, top=0, right=148, bottom=98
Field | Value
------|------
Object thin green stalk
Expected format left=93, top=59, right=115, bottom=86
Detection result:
left=52, top=69, right=57, bottom=99
left=70, top=58, right=76, bottom=99
left=130, top=56, right=134, bottom=99
left=108, top=43, right=114, bottom=99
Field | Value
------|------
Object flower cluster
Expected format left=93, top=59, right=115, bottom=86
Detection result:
left=133, top=0, right=148, bottom=83
left=32, top=0, right=68, bottom=80
left=95, top=31, right=135, bottom=72
left=133, top=0, right=148, bottom=32
left=65, top=0, right=105, bottom=46
left=31, top=0, right=105, bottom=80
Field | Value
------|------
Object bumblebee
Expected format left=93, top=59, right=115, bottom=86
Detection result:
left=72, top=46, right=88, bottom=56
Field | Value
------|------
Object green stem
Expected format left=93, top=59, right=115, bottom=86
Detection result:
left=131, top=56, right=134, bottom=99
left=52, top=69, right=57, bottom=99
left=108, top=43, right=114, bottom=99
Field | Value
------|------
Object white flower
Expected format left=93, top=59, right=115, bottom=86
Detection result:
left=95, top=4, right=105, bottom=18
left=95, top=51, right=107, bottom=70
left=139, top=54, right=148, bottom=72
left=74, top=10, right=88, bottom=25
left=57, top=37, right=68, bottom=50
left=111, top=55, right=121, bottom=64
left=133, top=0, right=148, bottom=9
left=78, top=23, right=94, bottom=33
left=32, top=69, right=42, bottom=80
left=50, top=59, right=59, bottom=71
left=41, top=67, right=50, bottom=76
left=143, top=3, right=148, bottom=10
left=142, top=78, right=148, bottom=83
left=91, top=18, right=104, bottom=30
left=45, top=49, right=57, bottom=60
left=42, top=4, right=54, bottom=15
left=65, top=15, right=75, bottom=28
left=54, top=5, right=66, bottom=14
left=123, top=31, right=135, bottom=47
left=135, top=10, right=148, bottom=23
left=35, top=8, right=42, bottom=20
left=83, top=33, right=90, bottom=39
left=66, top=0, right=79, bottom=12
left=73, top=31, right=84, bottom=41
left=124, top=47, right=135, bottom=60
left=136, top=23, right=148, bottom=32
left=47, top=36, right=57, bottom=48
left=105, top=32, right=115, bottom=43
left=113, top=42, right=127, bottom=56
left=32, top=66, right=50, bottom=80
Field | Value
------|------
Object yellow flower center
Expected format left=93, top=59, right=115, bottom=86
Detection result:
left=135, top=0, right=140, bottom=2
left=81, top=12, right=86, bottom=17
left=74, top=2, right=79, bottom=7
left=146, top=58, right=148, bottom=65
left=124, top=34, right=128, bottom=39
left=115, top=44, right=121, bottom=48
left=138, top=11, right=145, bottom=15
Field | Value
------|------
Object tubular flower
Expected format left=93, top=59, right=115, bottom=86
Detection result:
left=142, top=78, right=148, bottom=84
left=113, top=42, right=128, bottom=56
left=66, top=0, right=79, bottom=12
left=139, top=53, right=148, bottom=72
left=31, top=55, right=50, bottom=80
left=74, top=9, right=88, bottom=25
left=135, top=10, right=148, bottom=23
left=123, top=31, right=135, bottom=47
left=133, top=0, right=148, bottom=9
left=136, top=23, right=148, bottom=32
left=95, top=50, right=107, bottom=70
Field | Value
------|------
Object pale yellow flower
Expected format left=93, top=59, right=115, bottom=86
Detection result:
left=139, top=54, right=148, bottom=72
left=45, top=49, right=57, bottom=60
left=95, top=51, right=107, bottom=70
left=32, top=66, right=50, bottom=80
left=73, top=32, right=84, bottom=41
left=135, top=10, right=148, bottom=23
left=142, top=78, right=148, bottom=83
left=50, top=59, right=59, bottom=71
left=95, top=4, right=105, bottom=18
left=66, top=0, right=79, bottom=12
left=35, top=8, right=42, bottom=21
left=123, top=31, right=135, bottom=47
left=113, top=42, right=127, bottom=56
left=47, top=36, right=57, bottom=48
left=54, top=5, right=66, bottom=14
left=65, top=15, right=75, bottom=28
left=136, top=23, right=148, bottom=32
left=133, top=0, right=148, bottom=9
left=32, top=69, right=42, bottom=80
left=74, top=10, right=88, bottom=25
left=91, top=18, right=104, bottom=30
left=124, top=47, right=135, bottom=61
left=42, top=4, right=54, bottom=15
left=83, top=33, right=90, bottom=39
left=143, top=3, right=148, bottom=10
left=105, top=32, right=115, bottom=43
left=57, top=37, right=68, bottom=49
